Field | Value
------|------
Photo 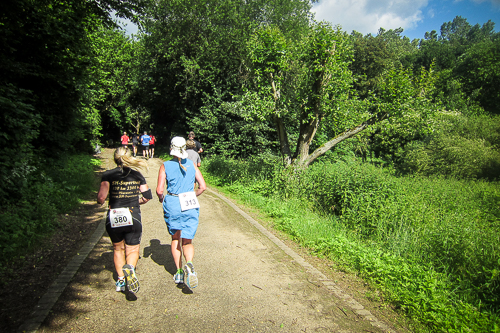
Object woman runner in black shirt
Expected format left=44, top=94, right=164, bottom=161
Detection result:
left=97, top=146, right=151, bottom=293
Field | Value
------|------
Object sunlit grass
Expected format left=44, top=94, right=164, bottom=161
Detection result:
left=201, top=154, right=500, bottom=332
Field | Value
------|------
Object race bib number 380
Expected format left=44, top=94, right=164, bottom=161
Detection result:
left=179, top=191, right=200, bottom=211
left=109, top=208, right=133, bottom=228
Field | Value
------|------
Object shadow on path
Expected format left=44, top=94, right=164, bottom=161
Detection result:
left=142, top=239, right=194, bottom=295
left=143, top=239, right=176, bottom=276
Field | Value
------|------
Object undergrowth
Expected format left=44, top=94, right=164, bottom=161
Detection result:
left=0, top=154, right=101, bottom=265
left=201, top=154, right=500, bottom=332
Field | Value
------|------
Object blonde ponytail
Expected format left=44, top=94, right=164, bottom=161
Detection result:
left=114, top=146, right=148, bottom=173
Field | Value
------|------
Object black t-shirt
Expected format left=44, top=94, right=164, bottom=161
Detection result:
left=194, top=139, right=202, bottom=152
left=101, top=167, right=147, bottom=208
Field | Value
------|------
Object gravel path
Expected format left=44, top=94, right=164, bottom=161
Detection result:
left=21, top=151, right=399, bottom=333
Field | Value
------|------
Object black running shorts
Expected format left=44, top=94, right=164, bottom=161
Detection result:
left=105, top=206, right=142, bottom=245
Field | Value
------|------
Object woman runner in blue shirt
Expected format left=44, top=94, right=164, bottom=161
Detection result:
left=156, top=136, right=206, bottom=289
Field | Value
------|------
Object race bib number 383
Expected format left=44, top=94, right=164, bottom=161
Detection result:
left=179, top=191, right=200, bottom=211
left=109, top=208, right=133, bottom=228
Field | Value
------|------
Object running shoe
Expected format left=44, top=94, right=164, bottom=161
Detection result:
left=115, top=278, right=126, bottom=292
left=184, top=262, right=198, bottom=289
left=173, top=270, right=184, bottom=284
left=122, top=264, right=140, bottom=293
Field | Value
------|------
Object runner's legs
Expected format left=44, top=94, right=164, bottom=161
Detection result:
left=182, top=238, right=194, bottom=263
left=171, top=231, right=182, bottom=269
left=113, top=240, right=126, bottom=276
left=125, top=244, right=140, bottom=267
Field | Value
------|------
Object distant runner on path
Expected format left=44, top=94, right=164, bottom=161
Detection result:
left=132, top=133, right=139, bottom=157
left=148, top=133, right=156, bottom=159
left=156, top=136, right=206, bottom=289
left=141, top=131, right=151, bottom=159
left=188, top=131, right=203, bottom=154
left=120, top=132, right=129, bottom=147
left=97, top=147, right=152, bottom=294
left=186, top=139, right=201, bottom=167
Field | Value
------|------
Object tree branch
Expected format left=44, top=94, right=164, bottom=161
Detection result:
left=269, top=73, right=291, bottom=164
left=301, top=112, right=388, bottom=167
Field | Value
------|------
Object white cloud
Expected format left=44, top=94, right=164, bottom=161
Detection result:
left=311, top=0, right=429, bottom=35
left=427, top=8, right=435, bottom=18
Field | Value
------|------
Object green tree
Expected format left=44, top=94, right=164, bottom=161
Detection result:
left=0, top=0, right=145, bottom=261
left=82, top=25, right=140, bottom=144
left=246, top=23, right=438, bottom=167
left=0, top=0, right=145, bottom=156
left=454, top=39, right=500, bottom=113
left=440, top=16, right=472, bottom=44
left=466, top=20, right=497, bottom=44
left=377, top=27, right=419, bottom=60
left=137, top=0, right=314, bottom=146
left=351, top=28, right=418, bottom=98
left=408, top=17, right=499, bottom=114
left=350, top=32, right=393, bottom=98
left=412, top=17, right=498, bottom=73
left=246, top=23, right=357, bottom=167
left=369, top=65, right=438, bottom=159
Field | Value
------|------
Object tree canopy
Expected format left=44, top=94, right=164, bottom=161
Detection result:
left=1, top=2, right=499, bottom=175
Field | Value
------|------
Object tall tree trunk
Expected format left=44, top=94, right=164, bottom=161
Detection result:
left=292, top=43, right=334, bottom=166
left=274, top=115, right=292, bottom=165
left=270, top=72, right=292, bottom=165
left=133, top=116, right=140, bottom=135
left=294, top=115, right=320, bottom=165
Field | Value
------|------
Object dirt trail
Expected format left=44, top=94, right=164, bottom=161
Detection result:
left=23, top=149, right=402, bottom=332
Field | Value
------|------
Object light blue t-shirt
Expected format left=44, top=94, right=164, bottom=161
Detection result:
left=141, top=135, right=151, bottom=145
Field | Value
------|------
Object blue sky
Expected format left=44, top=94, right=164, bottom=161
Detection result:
left=121, top=0, right=500, bottom=41
left=312, top=0, right=500, bottom=40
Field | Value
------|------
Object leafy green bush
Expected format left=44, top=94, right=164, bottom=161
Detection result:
left=187, top=94, right=279, bottom=158
left=433, top=69, right=485, bottom=116
left=439, top=113, right=500, bottom=147
left=402, top=134, right=500, bottom=178
left=401, top=113, right=500, bottom=179
left=203, top=154, right=281, bottom=195
left=0, top=154, right=100, bottom=261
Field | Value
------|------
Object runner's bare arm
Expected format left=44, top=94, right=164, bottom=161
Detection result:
left=97, top=181, right=110, bottom=205
left=194, top=166, right=206, bottom=196
left=156, top=164, right=166, bottom=203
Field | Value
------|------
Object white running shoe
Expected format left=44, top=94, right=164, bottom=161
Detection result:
left=115, top=278, right=125, bottom=292
left=173, top=270, right=184, bottom=284
left=184, top=263, right=198, bottom=289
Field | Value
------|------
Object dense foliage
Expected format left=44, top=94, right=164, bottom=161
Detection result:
left=136, top=0, right=315, bottom=146
left=0, top=0, right=142, bottom=260
left=2, top=1, right=500, bottom=331
left=201, top=154, right=500, bottom=332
